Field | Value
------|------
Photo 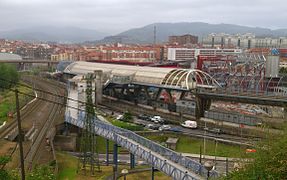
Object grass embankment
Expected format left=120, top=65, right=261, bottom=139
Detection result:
left=96, top=133, right=248, bottom=158
left=146, top=135, right=249, bottom=158
left=87, top=114, right=144, bottom=154
left=105, top=116, right=144, bottom=131
left=56, top=152, right=78, bottom=180
left=96, top=136, right=126, bottom=154
left=97, top=116, right=246, bottom=157
left=0, top=84, right=34, bottom=125
left=56, top=151, right=170, bottom=180
left=118, top=171, right=171, bottom=180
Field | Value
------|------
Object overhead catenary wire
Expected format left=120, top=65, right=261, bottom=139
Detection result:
left=25, top=90, right=89, bottom=114
left=0, top=77, right=95, bottom=108
left=0, top=83, right=94, bottom=116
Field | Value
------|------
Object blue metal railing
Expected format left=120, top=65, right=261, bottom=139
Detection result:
left=65, top=111, right=219, bottom=178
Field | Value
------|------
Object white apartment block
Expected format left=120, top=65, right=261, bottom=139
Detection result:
left=167, top=48, right=242, bottom=61
left=202, top=33, right=287, bottom=49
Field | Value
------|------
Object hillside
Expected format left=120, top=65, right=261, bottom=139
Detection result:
left=0, top=26, right=107, bottom=43
left=96, top=22, right=287, bottom=44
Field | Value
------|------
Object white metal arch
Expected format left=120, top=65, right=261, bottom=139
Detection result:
left=170, top=70, right=186, bottom=86
left=175, top=72, right=188, bottom=87
left=164, top=69, right=183, bottom=85
left=195, top=70, right=222, bottom=87
left=161, top=69, right=221, bottom=90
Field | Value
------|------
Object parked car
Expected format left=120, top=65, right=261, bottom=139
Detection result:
left=137, top=114, right=151, bottom=121
left=134, top=121, right=147, bottom=126
left=181, top=120, right=197, bottom=129
left=203, top=127, right=222, bottom=134
left=159, top=125, right=171, bottom=131
left=167, top=127, right=183, bottom=133
left=151, top=116, right=165, bottom=124
left=146, top=124, right=161, bottom=130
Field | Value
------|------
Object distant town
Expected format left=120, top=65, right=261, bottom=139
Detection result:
left=0, top=31, right=287, bottom=180
left=1, top=33, right=286, bottom=66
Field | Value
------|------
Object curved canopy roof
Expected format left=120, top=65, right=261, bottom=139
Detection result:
left=0, top=53, right=22, bottom=61
left=64, top=61, right=220, bottom=90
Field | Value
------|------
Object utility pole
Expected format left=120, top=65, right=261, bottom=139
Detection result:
left=153, top=26, right=157, bottom=45
left=15, top=89, right=25, bottom=180
left=203, top=121, right=207, bottom=157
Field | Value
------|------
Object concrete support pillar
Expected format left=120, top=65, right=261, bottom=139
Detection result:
left=143, top=87, right=152, bottom=106
left=166, top=89, right=173, bottom=103
left=130, top=153, right=135, bottom=169
left=94, top=70, right=103, bottom=105
left=143, top=87, right=151, bottom=99
left=126, top=86, right=133, bottom=100
left=113, top=143, right=118, bottom=172
left=120, top=87, right=125, bottom=96
left=106, top=139, right=109, bottom=166
left=18, top=63, right=24, bottom=71
left=112, top=88, right=117, bottom=98
left=195, top=96, right=202, bottom=120
left=179, top=91, right=186, bottom=100
left=155, top=88, right=162, bottom=101
left=151, top=166, right=155, bottom=180
left=195, top=96, right=211, bottom=120
left=133, top=87, right=141, bottom=105
left=152, top=88, right=163, bottom=110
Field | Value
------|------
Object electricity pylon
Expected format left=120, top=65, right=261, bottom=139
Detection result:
left=78, top=73, right=101, bottom=176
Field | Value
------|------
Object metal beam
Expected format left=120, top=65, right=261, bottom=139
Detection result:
left=65, top=114, right=214, bottom=179
left=197, top=92, right=287, bottom=107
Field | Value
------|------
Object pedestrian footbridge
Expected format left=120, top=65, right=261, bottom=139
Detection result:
left=65, top=111, right=218, bottom=180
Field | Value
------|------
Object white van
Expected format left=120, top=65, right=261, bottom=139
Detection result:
left=181, top=120, right=197, bottom=129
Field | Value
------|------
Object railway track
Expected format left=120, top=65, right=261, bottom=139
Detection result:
left=0, top=76, right=65, bottom=171
left=22, top=77, right=64, bottom=170
left=0, top=85, right=44, bottom=140
left=99, top=98, right=261, bottom=144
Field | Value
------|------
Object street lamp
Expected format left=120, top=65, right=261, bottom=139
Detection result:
left=121, top=169, right=129, bottom=180
left=204, top=161, right=214, bottom=179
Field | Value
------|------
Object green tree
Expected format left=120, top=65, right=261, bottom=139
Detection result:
left=0, top=156, right=55, bottom=180
left=279, top=67, right=287, bottom=75
left=0, top=64, right=19, bottom=90
left=0, top=156, right=18, bottom=180
left=224, top=125, right=287, bottom=179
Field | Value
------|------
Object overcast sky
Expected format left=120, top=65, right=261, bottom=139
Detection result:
left=0, top=0, right=286, bottom=34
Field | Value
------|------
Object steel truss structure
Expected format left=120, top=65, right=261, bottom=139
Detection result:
left=65, top=111, right=218, bottom=180
left=77, top=74, right=101, bottom=175
left=198, top=54, right=287, bottom=95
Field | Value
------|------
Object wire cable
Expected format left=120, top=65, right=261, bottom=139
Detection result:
left=0, top=84, right=94, bottom=116
left=0, top=77, right=92, bottom=107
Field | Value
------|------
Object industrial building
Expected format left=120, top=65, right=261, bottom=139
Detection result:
left=168, top=34, right=198, bottom=45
